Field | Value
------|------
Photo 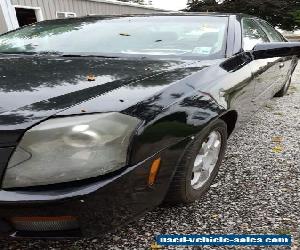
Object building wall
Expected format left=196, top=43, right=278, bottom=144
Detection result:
left=0, top=0, right=19, bottom=33
left=0, top=8, right=8, bottom=34
left=10, top=0, right=163, bottom=20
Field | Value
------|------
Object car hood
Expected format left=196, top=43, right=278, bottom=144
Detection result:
left=0, top=56, right=181, bottom=112
left=0, top=55, right=214, bottom=143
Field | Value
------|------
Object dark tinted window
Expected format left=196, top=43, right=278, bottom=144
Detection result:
left=242, top=18, right=270, bottom=51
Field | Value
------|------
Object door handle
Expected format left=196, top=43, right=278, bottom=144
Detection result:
left=279, top=63, right=285, bottom=68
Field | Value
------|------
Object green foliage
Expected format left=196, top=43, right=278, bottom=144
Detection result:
left=187, top=0, right=300, bottom=31
left=292, top=9, right=300, bottom=25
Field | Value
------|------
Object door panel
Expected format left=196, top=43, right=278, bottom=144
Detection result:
left=216, top=53, right=257, bottom=127
left=254, top=19, right=293, bottom=97
left=276, top=56, right=293, bottom=89
left=251, top=57, right=284, bottom=108
left=242, top=18, right=285, bottom=109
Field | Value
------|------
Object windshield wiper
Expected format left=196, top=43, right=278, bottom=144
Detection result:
left=0, top=51, right=63, bottom=56
left=61, top=53, right=120, bottom=59
left=0, top=51, right=120, bottom=59
left=0, top=51, right=142, bottom=59
left=36, top=51, right=63, bottom=56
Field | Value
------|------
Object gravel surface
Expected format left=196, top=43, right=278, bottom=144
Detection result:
left=1, top=66, right=299, bottom=250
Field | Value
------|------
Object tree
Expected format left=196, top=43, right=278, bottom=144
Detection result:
left=187, top=0, right=300, bottom=31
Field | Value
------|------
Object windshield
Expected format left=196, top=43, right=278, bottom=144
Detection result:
left=0, top=16, right=228, bottom=59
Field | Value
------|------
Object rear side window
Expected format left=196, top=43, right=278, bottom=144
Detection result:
left=242, top=18, right=270, bottom=51
left=256, top=20, right=285, bottom=42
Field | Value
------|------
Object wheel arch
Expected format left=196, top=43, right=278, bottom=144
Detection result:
left=219, top=110, right=238, bottom=137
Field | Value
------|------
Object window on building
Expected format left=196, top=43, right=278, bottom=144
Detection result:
left=15, top=8, right=37, bottom=27
left=56, top=12, right=76, bottom=19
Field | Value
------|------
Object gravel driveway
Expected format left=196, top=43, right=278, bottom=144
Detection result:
left=1, top=65, right=299, bottom=250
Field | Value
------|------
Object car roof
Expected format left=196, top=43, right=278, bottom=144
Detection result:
left=40, top=12, right=255, bottom=24
left=118, top=12, right=254, bottom=18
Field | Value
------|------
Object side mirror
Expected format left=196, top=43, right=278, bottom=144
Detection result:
left=252, top=42, right=300, bottom=59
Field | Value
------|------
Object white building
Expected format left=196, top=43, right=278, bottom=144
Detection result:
left=0, top=0, right=165, bottom=34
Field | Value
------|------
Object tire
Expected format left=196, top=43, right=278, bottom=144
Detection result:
left=274, top=77, right=291, bottom=97
left=163, top=119, right=227, bottom=205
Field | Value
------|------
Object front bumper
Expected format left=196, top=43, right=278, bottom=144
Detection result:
left=0, top=152, right=176, bottom=238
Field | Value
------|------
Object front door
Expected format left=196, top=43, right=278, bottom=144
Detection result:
left=256, top=19, right=294, bottom=92
left=242, top=18, right=284, bottom=109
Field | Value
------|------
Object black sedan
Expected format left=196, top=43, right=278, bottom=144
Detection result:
left=0, top=13, right=299, bottom=238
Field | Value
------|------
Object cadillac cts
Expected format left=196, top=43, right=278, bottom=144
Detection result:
left=0, top=13, right=299, bottom=238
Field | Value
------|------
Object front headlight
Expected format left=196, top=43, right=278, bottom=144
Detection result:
left=3, top=113, right=140, bottom=188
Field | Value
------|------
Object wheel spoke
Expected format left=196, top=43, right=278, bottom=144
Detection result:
left=201, top=141, right=209, bottom=153
left=198, top=169, right=209, bottom=182
left=193, top=155, right=204, bottom=171
left=208, top=132, right=217, bottom=146
left=213, top=139, right=221, bottom=150
left=191, top=172, right=201, bottom=186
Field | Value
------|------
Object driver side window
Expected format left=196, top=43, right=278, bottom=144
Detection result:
left=257, top=20, right=285, bottom=42
left=242, top=18, right=270, bottom=51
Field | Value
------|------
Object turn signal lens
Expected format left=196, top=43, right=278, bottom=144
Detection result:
left=148, top=158, right=161, bottom=186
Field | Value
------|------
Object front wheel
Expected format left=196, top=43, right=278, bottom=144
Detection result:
left=163, top=119, right=227, bottom=205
